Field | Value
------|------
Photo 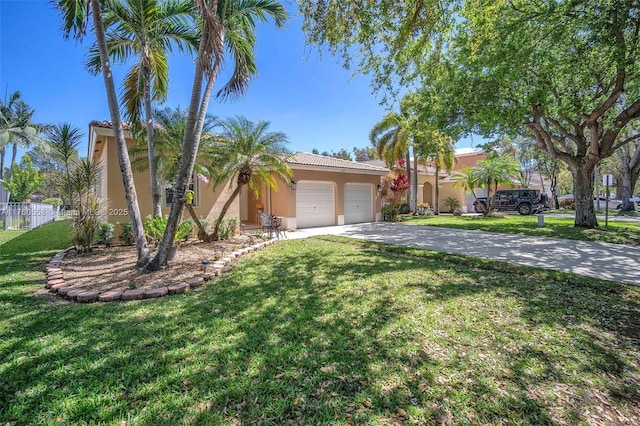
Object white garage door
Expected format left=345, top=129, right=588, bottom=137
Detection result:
left=344, top=183, right=373, bottom=224
left=296, top=182, right=335, bottom=228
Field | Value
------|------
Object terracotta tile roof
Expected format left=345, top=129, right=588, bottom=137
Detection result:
left=286, top=152, right=389, bottom=173
left=90, top=120, right=134, bottom=130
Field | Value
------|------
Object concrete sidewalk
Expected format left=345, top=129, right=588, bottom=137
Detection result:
left=285, top=222, right=640, bottom=286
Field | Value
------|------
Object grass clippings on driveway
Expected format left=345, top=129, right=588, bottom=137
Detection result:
left=403, top=214, right=640, bottom=245
left=1, top=223, right=639, bottom=424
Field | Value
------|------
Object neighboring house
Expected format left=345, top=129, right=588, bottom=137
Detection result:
left=365, top=147, right=551, bottom=213
left=89, top=123, right=388, bottom=230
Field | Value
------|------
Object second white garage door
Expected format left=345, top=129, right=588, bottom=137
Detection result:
left=344, top=183, right=373, bottom=224
left=296, top=181, right=335, bottom=228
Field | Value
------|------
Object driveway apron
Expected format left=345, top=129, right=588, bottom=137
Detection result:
left=288, top=222, right=640, bottom=286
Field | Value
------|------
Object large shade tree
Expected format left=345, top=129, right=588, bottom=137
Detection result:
left=56, top=0, right=150, bottom=266
left=146, top=0, right=287, bottom=270
left=298, top=0, right=640, bottom=228
left=87, top=0, right=198, bottom=217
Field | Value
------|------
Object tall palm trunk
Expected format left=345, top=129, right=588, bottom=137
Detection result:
left=435, top=164, right=440, bottom=215
left=147, top=19, right=224, bottom=270
left=405, top=150, right=411, bottom=206
left=143, top=77, right=161, bottom=217
left=0, top=147, right=5, bottom=180
left=91, top=0, right=150, bottom=266
left=411, top=147, right=418, bottom=214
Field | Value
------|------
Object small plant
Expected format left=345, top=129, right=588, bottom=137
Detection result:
left=453, top=208, right=463, bottom=216
left=128, top=279, right=137, bottom=289
left=97, top=222, right=115, bottom=247
left=445, top=197, right=462, bottom=213
left=42, top=197, right=63, bottom=208
left=118, top=221, right=134, bottom=245
left=71, top=196, right=104, bottom=253
left=217, top=217, right=239, bottom=241
left=417, top=202, right=433, bottom=216
left=144, top=215, right=193, bottom=246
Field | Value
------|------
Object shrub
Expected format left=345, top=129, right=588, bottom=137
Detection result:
left=559, top=198, right=575, bottom=210
left=118, top=222, right=134, bottom=245
left=144, top=215, right=193, bottom=245
left=42, top=197, right=63, bottom=208
left=217, top=217, right=239, bottom=241
left=71, top=196, right=103, bottom=253
left=97, top=222, right=115, bottom=247
left=445, top=197, right=462, bottom=212
left=398, top=203, right=410, bottom=214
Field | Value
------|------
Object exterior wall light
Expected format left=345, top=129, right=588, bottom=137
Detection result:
left=290, top=181, right=297, bottom=190
left=377, top=184, right=383, bottom=193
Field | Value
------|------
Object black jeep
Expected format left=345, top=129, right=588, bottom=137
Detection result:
left=473, top=189, right=545, bottom=215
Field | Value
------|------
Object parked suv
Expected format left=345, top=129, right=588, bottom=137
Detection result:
left=473, top=189, right=545, bottom=215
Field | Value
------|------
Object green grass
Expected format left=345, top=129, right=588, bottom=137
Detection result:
left=2, top=222, right=640, bottom=424
left=403, top=214, right=640, bottom=245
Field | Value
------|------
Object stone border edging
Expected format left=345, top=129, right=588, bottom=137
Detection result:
left=43, top=238, right=279, bottom=303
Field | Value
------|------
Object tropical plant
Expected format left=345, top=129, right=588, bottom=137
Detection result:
left=4, top=155, right=44, bottom=202
left=416, top=131, right=456, bottom=215
left=46, top=123, right=82, bottom=208
left=370, top=111, right=414, bottom=207
left=87, top=0, right=198, bottom=217
left=471, top=156, right=520, bottom=215
left=450, top=166, right=479, bottom=201
left=71, top=195, right=105, bottom=253
left=444, top=196, right=461, bottom=213
left=194, top=116, right=291, bottom=241
left=56, top=0, right=150, bottom=266
left=0, top=91, right=45, bottom=180
left=147, top=0, right=287, bottom=270
left=144, top=214, right=192, bottom=246
left=65, top=158, right=103, bottom=213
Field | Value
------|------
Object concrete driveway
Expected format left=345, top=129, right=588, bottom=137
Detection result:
left=286, top=222, right=640, bottom=286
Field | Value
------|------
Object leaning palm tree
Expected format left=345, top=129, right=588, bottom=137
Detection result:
left=46, top=123, right=82, bottom=209
left=450, top=165, right=479, bottom=202
left=87, top=0, right=198, bottom=217
left=197, top=116, right=291, bottom=241
left=147, top=0, right=287, bottom=270
left=55, top=0, right=150, bottom=266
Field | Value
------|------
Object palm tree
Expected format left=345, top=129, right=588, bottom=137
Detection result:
left=46, top=123, right=82, bottom=209
left=87, top=0, right=198, bottom=217
left=369, top=111, right=414, bottom=207
left=147, top=0, right=287, bottom=270
left=471, top=156, right=520, bottom=214
left=417, top=132, right=456, bottom=215
left=201, top=116, right=291, bottom=241
left=0, top=91, right=44, bottom=180
left=55, top=0, right=150, bottom=266
left=450, top=165, right=479, bottom=202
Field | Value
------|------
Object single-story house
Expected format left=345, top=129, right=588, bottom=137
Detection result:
left=89, top=122, right=389, bottom=230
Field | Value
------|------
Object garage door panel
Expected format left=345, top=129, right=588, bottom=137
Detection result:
left=344, top=183, right=373, bottom=224
left=296, top=182, right=335, bottom=228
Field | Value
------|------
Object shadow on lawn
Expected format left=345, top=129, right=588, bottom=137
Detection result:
left=1, top=233, right=639, bottom=424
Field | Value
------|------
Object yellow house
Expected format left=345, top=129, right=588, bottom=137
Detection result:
left=89, top=123, right=389, bottom=230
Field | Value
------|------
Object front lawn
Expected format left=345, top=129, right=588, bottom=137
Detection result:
left=1, top=222, right=639, bottom=424
left=403, top=214, right=640, bottom=245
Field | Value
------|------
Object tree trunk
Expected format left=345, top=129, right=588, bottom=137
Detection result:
left=10, top=143, right=17, bottom=173
left=572, top=164, right=598, bottom=228
left=143, top=79, right=162, bottom=217
left=405, top=150, right=411, bottom=206
left=185, top=202, right=209, bottom=240
left=147, top=18, right=224, bottom=270
left=411, top=147, right=418, bottom=214
left=617, top=142, right=640, bottom=211
left=211, top=183, right=243, bottom=240
left=91, top=0, right=150, bottom=266
left=434, top=164, right=440, bottom=215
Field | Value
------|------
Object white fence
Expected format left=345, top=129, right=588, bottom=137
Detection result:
left=0, top=203, right=59, bottom=231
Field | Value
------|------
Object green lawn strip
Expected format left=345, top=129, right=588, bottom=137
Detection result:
left=0, top=229, right=27, bottom=246
left=1, top=233, right=639, bottom=424
left=403, top=215, right=640, bottom=245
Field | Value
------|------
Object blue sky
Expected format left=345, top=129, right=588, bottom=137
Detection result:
left=1, top=0, right=476, bottom=160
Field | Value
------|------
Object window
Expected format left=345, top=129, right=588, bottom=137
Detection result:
left=164, top=177, right=198, bottom=207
